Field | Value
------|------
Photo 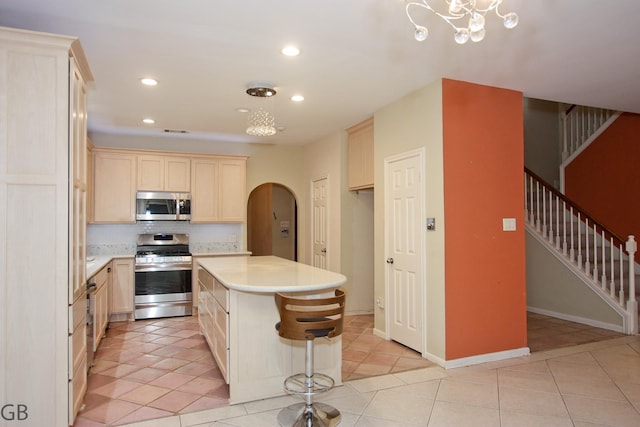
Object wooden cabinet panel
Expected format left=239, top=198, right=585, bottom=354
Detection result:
left=219, top=159, right=247, bottom=222
left=191, top=158, right=220, bottom=222
left=93, top=151, right=136, bottom=223
left=165, top=157, right=190, bottom=191
left=111, top=258, right=134, bottom=314
left=137, top=155, right=164, bottom=190
left=191, top=157, right=246, bottom=223
left=348, top=117, right=374, bottom=190
left=137, top=155, right=190, bottom=192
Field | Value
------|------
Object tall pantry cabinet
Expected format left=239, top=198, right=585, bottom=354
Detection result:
left=0, top=26, right=93, bottom=427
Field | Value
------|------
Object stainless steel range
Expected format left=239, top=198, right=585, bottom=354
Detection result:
left=135, top=233, right=193, bottom=320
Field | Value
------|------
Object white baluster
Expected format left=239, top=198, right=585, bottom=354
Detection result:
left=619, top=253, right=626, bottom=306
left=569, top=207, right=575, bottom=262
left=555, top=194, right=561, bottom=249
left=542, top=187, right=548, bottom=238
left=535, top=181, right=541, bottom=232
left=600, top=230, right=606, bottom=289
left=577, top=212, right=583, bottom=268
left=584, top=218, right=590, bottom=276
left=562, top=201, right=568, bottom=256
left=592, top=223, right=598, bottom=280
left=625, top=236, right=637, bottom=334
left=609, top=237, right=616, bottom=294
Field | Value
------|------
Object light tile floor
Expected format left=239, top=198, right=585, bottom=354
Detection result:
left=119, top=335, right=640, bottom=427
left=74, top=313, right=637, bottom=427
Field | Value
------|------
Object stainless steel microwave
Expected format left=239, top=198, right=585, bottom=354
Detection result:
left=136, top=191, right=191, bottom=221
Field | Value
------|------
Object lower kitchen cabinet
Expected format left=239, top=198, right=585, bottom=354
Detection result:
left=111, top=258, right=134, bottom=317
left=198, top=266, right=229, bottom=381
left=91, top=264, right=111, bottom=350
left=69, top=293, right=87, bottom=423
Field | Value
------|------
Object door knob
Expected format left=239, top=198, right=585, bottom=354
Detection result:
left=386, top=258, right=394, bottom=264
left=321, top=248, right=327, bottom=253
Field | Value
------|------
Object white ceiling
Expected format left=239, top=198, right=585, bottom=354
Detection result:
left=2, top=0, right=640, bottom=147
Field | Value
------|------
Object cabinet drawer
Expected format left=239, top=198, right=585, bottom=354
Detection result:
left=70, top=355, right=87, bottom=418
left=198, top=267, right=214, bottom=292
left=213, top=279, right=229, bottom=311
left=69, top=294, right=86, bottom=334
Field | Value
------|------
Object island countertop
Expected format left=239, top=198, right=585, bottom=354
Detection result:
left=197, top=255, right=347, bottom=293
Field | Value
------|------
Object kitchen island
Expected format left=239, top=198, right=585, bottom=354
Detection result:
left=197, top=256, right=347, bottom=404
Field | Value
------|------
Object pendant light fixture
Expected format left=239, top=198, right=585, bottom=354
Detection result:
left=246, top=83, right=277, bottom=137
left=405, top=0, right=519, bottom=44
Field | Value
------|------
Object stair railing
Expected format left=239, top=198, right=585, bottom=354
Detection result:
left=562, top=105, right=618, bottom=161
left=525, top=167, right=637, bottom=334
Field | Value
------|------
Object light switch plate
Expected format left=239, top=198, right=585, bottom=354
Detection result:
left=502, top=218, right=516, bottom=231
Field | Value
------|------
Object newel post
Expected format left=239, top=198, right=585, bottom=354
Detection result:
left=625, top=235, right=637, bottom=334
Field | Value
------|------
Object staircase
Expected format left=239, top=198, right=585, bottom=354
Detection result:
left=525, top=105, right=638, bottom=335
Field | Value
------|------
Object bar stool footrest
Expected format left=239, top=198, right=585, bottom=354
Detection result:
left=284, top=372, right=335, bottom=396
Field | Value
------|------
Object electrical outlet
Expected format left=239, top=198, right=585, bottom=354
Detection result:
left=376, top=297, right=384, bottom=309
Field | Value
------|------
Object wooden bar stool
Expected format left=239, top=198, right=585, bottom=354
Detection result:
left=275, top=289, right=346, bottom=427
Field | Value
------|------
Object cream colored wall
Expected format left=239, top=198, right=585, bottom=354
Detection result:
left=373, top=80, right=446, bottom=358
left=526, top=234, right=623, bottom=329
left=303, top=131, right=344, bottom=272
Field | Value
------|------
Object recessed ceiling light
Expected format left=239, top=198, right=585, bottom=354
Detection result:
left=281, top=46, right=300, bottom=57
left=140, top=78, right=158, bottom=86
left=291, top=95, right=305, bottom=102
left=143, top=118, right=155, bottom=124
left=235, top=107, right=250, bottom=113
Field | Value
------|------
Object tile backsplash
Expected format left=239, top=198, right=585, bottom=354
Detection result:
left=87, top=221, right=243, bottom=256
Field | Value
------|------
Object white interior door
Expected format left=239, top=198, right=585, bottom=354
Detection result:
left=312, top=177, right=328, bottom=269
left=385, top=150, right=424, bottom=352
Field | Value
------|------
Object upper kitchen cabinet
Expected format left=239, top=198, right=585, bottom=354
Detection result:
left=92, top=149, right=137, bottom=223
left=191, top=157, right=247, bottom=223
left=137, top=154, right=190, bottom=192
left=0, top=26, right=93, bottom=426
left=347, top=117, right=374, bottom=190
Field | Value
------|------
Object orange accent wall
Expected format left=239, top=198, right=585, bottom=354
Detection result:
left=442, top=79, right=527, bottom=360
left=564, top=113, right=640, bottom=255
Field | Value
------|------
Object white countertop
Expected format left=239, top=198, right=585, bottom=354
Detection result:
left=198, top=255, right=347, bottom=293
left=86, top=254, right=132, bottom=278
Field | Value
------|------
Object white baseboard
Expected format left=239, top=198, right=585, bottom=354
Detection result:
left=442, top=347, right=530, bottom=369
left=527, top=306, right=624, bottom=333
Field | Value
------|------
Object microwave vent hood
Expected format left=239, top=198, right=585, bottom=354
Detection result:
left=136, top=191, right=191, bottom=221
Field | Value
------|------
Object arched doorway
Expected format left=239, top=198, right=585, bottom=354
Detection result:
left=247, top=183, right=297, bottom=261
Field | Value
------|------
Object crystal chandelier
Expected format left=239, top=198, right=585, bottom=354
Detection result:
left=246, top=85, right=277, bottom=137
left=405, top=0, right=519, bottom=44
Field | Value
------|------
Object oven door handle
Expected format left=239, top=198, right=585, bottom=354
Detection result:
left=135, top=264, right=193, bottom=272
